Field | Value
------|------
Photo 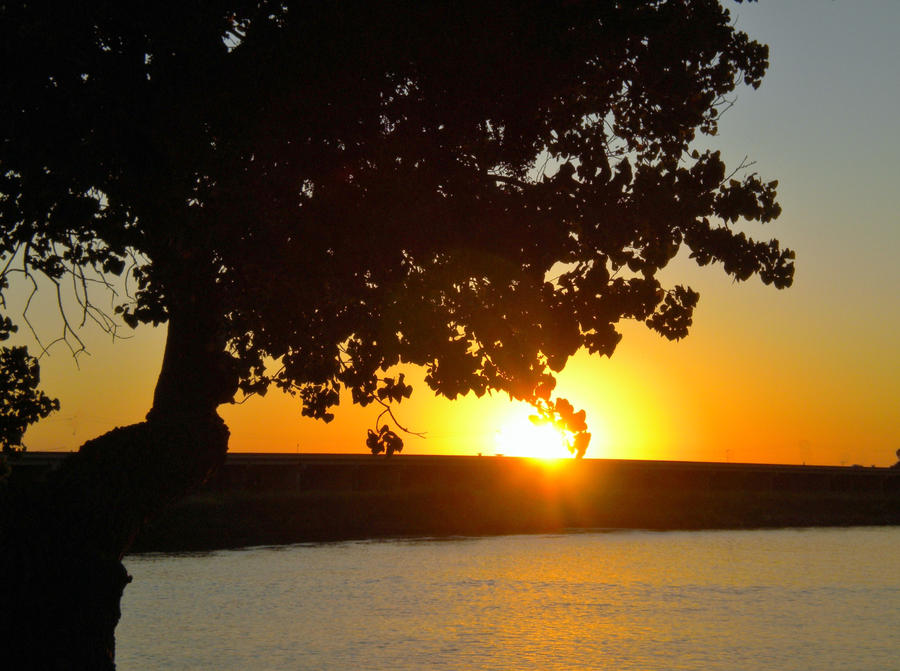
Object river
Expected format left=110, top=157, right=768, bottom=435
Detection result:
left=118, top=527, right=899, bottom=670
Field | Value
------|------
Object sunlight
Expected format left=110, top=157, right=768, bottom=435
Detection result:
left=494, top=407, right=574, bottom=460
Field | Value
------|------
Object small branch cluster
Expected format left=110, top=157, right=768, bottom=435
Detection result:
left=0, top=345, right=60, bottom=454
left=367, top=373, right=425, bottom=456
left=365, top=424, right=404, bottom=457
left=529, top=397, right=591, bottom=458
left=0, top=243, right=140, bottom=364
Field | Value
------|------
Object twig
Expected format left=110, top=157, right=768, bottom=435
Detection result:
left=373, top=396, right=426, bottom=438
left=720, top=155, right=757, bottom=186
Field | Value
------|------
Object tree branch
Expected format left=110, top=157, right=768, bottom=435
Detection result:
left=374, top=396, right=427, bottom=439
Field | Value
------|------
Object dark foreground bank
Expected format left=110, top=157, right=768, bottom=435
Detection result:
left=11, top=453, right=900, bottom=552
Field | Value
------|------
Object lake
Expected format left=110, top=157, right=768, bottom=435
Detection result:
left=118, top=527, right=899, bottom=670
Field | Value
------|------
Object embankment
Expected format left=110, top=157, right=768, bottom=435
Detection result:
left=11, top=453, right=900, bottom=552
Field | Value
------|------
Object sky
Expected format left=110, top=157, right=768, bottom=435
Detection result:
left=11, top=1, right=900, bottom=466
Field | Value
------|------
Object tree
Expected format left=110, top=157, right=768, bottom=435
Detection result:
left=0, top=345, right=59, bottom=456
left=0, top=1, right=793, bottom=666
left=0, top=340, right=60, bottom=486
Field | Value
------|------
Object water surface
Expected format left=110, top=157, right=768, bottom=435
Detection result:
left=119, top=527, right=900, bottom=670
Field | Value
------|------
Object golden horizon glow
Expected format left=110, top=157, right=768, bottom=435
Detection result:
left=494, top=405, right=577, bottom=460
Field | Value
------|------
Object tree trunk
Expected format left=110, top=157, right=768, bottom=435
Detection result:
left=0, top=294, right=234, bottom=669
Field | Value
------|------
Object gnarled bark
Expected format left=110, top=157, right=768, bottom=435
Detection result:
left=0, top=301, right=234, bottom=669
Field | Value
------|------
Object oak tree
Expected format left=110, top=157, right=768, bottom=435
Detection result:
left=0, top=1, right=792, bottom=666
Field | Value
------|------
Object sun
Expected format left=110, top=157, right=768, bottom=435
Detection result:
left=494, top=408, right=574, bottom=460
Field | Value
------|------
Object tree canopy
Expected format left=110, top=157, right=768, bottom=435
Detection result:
left=1, top=0, right=793, bottom=456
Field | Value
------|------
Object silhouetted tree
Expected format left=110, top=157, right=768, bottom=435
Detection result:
left=0, top=346, right=59, bottom=456
left=0, top=1, right=792, bottom=666
left=0, top=338, right=59, bottom=483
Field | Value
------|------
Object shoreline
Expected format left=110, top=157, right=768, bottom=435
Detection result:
left=10, top=453, right=899, bottom=552
left=131, top=454, right=899, bottom=552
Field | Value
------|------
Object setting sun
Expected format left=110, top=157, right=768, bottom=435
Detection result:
left=494, top=407, right=574, bottom=460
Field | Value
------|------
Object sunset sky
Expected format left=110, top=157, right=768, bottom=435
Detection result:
left=12, top=1, right=900, bottom=466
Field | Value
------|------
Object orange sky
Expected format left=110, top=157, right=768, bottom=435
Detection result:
left=11, top=3, right=900, bottom=466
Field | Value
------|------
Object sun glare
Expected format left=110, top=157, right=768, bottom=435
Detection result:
left=494, top=410, right=573, bottom=460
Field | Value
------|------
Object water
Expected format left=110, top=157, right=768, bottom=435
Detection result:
left=118, top=527, right=900, bottom=670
